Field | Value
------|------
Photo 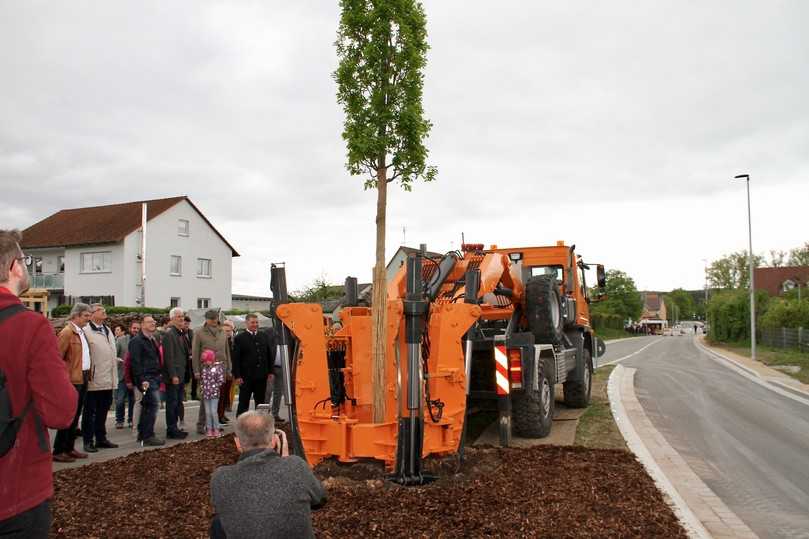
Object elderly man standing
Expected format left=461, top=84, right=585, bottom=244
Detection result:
left=52, top=303, right=93, bottom=462
left=81, top=304, right=119, bottom=453
left=210, top=412, right=326, bottom=539
left=114, top=319, right=139, bottom=429
left=129, top=315, right=164, bottom=446
left=192, top=310, right=230, bottom=435
left=162, top=307, right=189, bottom=439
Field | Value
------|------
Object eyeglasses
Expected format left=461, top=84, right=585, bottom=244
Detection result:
left=12, top=255, right=33, bottom=270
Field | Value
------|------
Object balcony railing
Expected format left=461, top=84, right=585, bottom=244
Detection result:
left=30, top=273, right=64, bottom=289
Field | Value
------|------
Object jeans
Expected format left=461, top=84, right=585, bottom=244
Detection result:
left=165, top=382, right=183, bottom=435
left=53, top=378, right=87, bottom=455
left=0, top=500, right=50, bottom=538
left=204, top=398, right=220, bottom=432
left=115, top=380, right=134, bottom=424
left=82, top=389, right=113, bottom=445
left=138, top=382, right=161, bottom=441
left=236, top=377, right=267, bottom=417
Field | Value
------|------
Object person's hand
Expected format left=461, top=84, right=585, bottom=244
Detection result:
left=194, top=373, right=200, bottom=380
left=267, top=373, right=274, bottom=382
left=235, top=377, right=244, bottom=386
left=272, top=429, right=289, bottom=457
left=226, top=373, right=232, bottom=381
left=171, top=376, right=180, bottom=385
left=141, top=381, right=150, bottom=391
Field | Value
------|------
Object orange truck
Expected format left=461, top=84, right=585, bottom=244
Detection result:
left=270, top=241, right=606, bottom=484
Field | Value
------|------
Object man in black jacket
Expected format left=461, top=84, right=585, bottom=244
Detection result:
left=162, top=308, right=189, bottom=439
left=232, top=314, right=275, bottom=416
left=128, top=315, right=165, bottom=446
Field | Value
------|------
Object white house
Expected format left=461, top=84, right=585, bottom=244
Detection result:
left=21, top=196, right=238, bottom=312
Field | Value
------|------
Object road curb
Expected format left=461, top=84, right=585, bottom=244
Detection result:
left=608, top=365, right=758, bottom=539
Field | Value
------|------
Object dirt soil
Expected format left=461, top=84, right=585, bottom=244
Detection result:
left=51, top=435, right=686, bottom=538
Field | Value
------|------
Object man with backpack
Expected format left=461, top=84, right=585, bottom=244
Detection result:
left=0, top=230, right=77, bottom=538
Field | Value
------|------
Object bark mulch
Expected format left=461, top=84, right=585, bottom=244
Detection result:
left=51, top=436, right=686, bottom=538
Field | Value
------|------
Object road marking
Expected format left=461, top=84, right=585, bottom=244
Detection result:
left=694, top=339, right=809, bottom=408
left=609, top=365, right=758, bottom=539
left=597, top=338, right=664, bottom=368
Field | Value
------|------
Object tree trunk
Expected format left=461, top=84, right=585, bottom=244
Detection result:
left=371, top=163, right=388, bottom=423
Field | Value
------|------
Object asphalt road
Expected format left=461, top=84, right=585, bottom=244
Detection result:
left=602, top=335, right=809, bottom=539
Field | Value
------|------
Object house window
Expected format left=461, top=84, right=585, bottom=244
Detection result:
left=80, top=252, right=112, bottom=273
left=197, top=258, right=212, bottom=278
left=170, top=255, right=182, bottom=276
left=170, top=297, right=181, bottom=308
left=57, top=256, right=65, bottom=273
left=197, top=298, right=210, bottom=309
left=178, top=219, right=190, bottom=236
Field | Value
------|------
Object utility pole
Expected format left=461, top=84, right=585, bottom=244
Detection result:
left=734, top=174, right=756, bottom=361
left=141, top=202, right=147, bottom=307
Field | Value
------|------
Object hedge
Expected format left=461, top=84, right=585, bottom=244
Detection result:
left=51, top=305, right=170, bottom=317
left=591, top=311, right=624, bottom=331
left=760, top=298, right=809, bottom=330
left=706, top=289, right=770, bottom=342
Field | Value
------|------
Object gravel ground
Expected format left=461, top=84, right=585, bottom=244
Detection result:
left=50, top=435, right=685, bottom=538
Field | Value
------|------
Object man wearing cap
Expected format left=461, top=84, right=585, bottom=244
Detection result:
left=192, top=309, right=231, bottom=435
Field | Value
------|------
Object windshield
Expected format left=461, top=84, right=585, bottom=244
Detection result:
left=530, top=265, right=563, bottom=282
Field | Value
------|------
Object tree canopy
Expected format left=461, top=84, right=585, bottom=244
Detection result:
left=665, top=288, right=696, bottom=322
left=706, top=250, right=765, bottom=289
left=591, top=269, right=643, bottom=322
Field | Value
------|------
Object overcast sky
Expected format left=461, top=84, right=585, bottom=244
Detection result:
left=2, top=1, right=808, bottom=296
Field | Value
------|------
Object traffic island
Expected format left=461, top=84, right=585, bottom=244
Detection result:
left=51, top=434, right=686, bottom=538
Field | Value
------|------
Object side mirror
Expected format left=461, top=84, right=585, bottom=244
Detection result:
left=596, top=264, right=606, bottom=289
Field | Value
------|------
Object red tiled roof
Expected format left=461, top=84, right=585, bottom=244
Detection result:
left=754, top=266, right=809, bottom=296
left=644, top=293, right=661, bottom=311
left=21, top=196, right=238, bottom=256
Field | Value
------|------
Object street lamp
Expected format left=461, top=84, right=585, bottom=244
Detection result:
left=702, top=258, right=709, bottom=319
left=734, top=174, right=756, bottom=361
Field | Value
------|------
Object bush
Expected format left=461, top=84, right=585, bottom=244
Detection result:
left=591, top=311, right=624, bottom=331
left=50, top=305, right=169, bottom=317
left=760, top=298, right=809, bottom=330
left=706, top=289, right=770, bottom=342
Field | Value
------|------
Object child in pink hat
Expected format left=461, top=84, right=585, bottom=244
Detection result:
left=200, top=349, right=225, bottom=437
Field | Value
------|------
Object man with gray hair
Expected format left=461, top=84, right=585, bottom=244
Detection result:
left=161, top=307, right=189, bottom=439
left=210, top=411, right=326, bottom=539
left=53, top=302, right=93, bottom=462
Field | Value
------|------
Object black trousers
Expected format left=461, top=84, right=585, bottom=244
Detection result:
left=0, top=500, right=50, bottom=538
left=82, top=389, right=113, bottom=445
left=236, top=377, right=267, bottom=416
left=53, top=379, right=86, bottom=455
left=165, top=382, right=183, bottom=435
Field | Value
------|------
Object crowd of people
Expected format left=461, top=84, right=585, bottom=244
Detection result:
left=2, top=229, right=325, bottom=538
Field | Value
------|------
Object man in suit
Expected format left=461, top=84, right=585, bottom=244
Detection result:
left=129, top=315, right=165, bottom=446
left=161, top=307, right=189, bottom=439
left=232, top=313, right=275, bottom=416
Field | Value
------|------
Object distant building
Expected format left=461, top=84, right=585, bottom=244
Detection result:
left=21, top=196, right=238, bottom=312
left=754, top=266, right=809, bottom=297
left=231, top=294, right=273, bottom=312
left=385, top=245, right=442, bottom=282
left=639, top=292, right=668, bottom=333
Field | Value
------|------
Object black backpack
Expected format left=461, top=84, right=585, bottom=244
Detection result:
left=0, top=304, right=46, bottom=458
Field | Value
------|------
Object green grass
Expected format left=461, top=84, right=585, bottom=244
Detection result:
left=575, top=365, right=627, bottom=450
left=595, top=327, right=633, bottom=341
left=713, top=341, right=809, bottom=384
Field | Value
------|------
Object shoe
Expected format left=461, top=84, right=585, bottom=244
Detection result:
left=96, top=439, right=119, bottom=449
left=68, top=449, right=88, bottom=459
left=83, top=442, right=98, bottom=453
left=142, top=437, right=165, bottom=447
left=53, top=453, right=76, bottom=463
left=127, top=421, right=133, bottom=429
left=197, top=426, right=206, bottom=435
left=167, top=431, right=188, bottom=440
left=115, top=422, right=124, bottom=429
left=219, top=415, right=230, bottom=424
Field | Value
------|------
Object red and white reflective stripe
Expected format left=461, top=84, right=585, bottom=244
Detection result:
left=494, top=345, right=510, bottom=395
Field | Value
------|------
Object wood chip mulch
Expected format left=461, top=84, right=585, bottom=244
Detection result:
left=50, top=435, right=686, bottom=538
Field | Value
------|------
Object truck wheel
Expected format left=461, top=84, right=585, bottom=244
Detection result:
left=563, top=348, right=592, bottom=408
left=512, top=358, right=554, bottom=438
left=525, top=275, right=564, bottom=344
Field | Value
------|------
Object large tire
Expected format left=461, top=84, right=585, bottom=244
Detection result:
left=525, top=275, right=564, bottom=344
left=513, top=358, right=554, bottom=438
left=563, top=348, right=592, bottom=408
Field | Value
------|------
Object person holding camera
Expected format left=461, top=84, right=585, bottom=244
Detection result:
left=209, top=411, right=326, bottom=539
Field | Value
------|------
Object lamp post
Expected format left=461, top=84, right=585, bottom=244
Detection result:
left=702, top=258, right=709, bottom=320
left=734, top=174, right=756, bottom=361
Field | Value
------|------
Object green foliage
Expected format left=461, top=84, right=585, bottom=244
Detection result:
left=590, top=269, right=643, bottom=322
left=760, top=298, right=809, bottom=330
left=707, top=250, right=765, bottom=289
left=789, top=242, right=809, bottom=266
left=291, top=277, right=345, bottom=303
left=706, top=289, right=770, bottom=342
left=665, top=288, right=696, bottom=322
left=51, top=305, right=169, bottom=317
left=334, top=0, right=437, bottom=189
left=591, top=312, right=624, bottom=331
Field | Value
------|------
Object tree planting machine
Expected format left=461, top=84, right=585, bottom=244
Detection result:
left=270, top=241, right=607, bottom=484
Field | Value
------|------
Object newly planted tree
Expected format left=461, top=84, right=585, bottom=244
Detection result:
left=334, top=0, right=436, bottom=422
